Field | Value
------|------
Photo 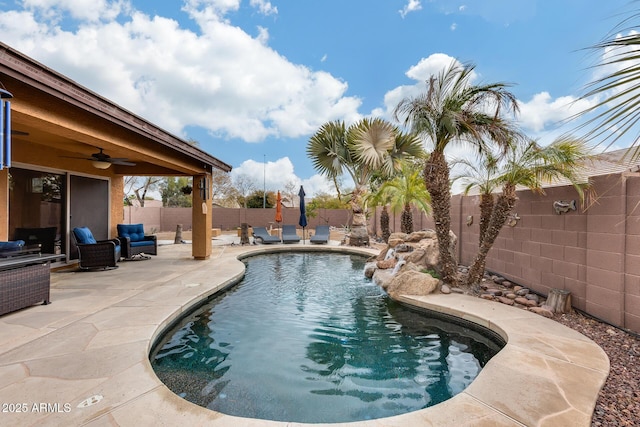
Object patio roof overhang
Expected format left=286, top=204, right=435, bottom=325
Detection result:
left=0, top=42, right=231, bottom=176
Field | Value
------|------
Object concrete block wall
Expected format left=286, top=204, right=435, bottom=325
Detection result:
left=456, top=173, right=640, bottom=332
left=125, top=206, right=352, bottom=233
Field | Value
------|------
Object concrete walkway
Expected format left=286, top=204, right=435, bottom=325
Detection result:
left=0, top=242, right=609, bottom=426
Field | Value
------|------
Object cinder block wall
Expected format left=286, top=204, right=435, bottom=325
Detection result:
left=125, top=206, right=351, bottom=233
left=455, top=173, right=640, bottom=332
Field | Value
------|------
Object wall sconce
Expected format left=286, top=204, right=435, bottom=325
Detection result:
left=0, top=87, right=13, bottom=170
left=198, top=176, right=209, bottom=200
left=91, top=160, right=111, bottom=169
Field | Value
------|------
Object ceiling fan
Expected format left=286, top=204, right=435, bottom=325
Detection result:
left=63, top=147, right=136, bottom=169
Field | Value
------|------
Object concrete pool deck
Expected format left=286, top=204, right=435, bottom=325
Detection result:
left=0, top=241, right=609, bottom=426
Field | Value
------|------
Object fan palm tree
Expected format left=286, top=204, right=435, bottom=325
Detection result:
left=575, top=8, right=640, bottom=157
left=307, top=118, right=423, bottom=246
left=394, top=61, right=520, bottom=285
left=464, top=137, right=591, bottom=289
left=366, top=162, right=431, bottom=234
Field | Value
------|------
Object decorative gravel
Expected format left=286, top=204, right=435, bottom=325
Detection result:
left=555, top=312, right=640, bottom=427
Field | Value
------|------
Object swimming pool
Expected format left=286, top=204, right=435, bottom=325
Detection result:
left=150, top=252, right=504, bottom=423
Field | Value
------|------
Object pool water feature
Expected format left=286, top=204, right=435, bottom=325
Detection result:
left=151, top=253, right=504, bottom=423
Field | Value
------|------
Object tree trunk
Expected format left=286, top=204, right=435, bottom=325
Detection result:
left=349, top=185, right=369, bottom=246
left=174, top=224, right=183, bottom=244
left=547, top=289, right=572, bottom=313
left=424, top=151, right=458, bottom=286
left=401, top=203, right=413, bottom=234
left=465, top=183, right=517, bottom=290
left=380, top=206, right=390, bottom=243
left=479, top=193, right=494, bottom=245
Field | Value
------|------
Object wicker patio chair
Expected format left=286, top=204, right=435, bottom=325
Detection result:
left=117, top=223, right=157, bottom=260
left=71, top=227, right=121, bottom=270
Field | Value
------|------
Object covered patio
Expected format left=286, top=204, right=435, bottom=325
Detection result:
left=0, top=42, right=231, bottom=263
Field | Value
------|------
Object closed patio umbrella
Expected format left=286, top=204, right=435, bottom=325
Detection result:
left=275, top=190, right=283, bottom=242
left=298, top=186, right=307, bottom=244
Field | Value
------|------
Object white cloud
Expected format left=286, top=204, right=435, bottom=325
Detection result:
left=230, top=157, right=333, bottom=197
left=22, top=0, right=130, bottom=22
left=517, top=92, right=594, bottom=133
left=450, top=23, right=457, bottom=31
left=0, top=2, right=360, bottom=143
left=399, top=0, right=421, bottom=18
left=249, top=0, right=277, bottom=16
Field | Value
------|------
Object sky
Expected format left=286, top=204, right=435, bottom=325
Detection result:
left=0, top=0, right=636, bottom=196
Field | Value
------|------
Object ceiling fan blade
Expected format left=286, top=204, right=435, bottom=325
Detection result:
left=110, top=160, right=136, bottom=166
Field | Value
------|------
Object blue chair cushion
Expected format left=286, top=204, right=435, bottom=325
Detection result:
left=130, top=240, right=154, bottom=248
left=0, top=240, right=25, bottom=250
left=73, top=227, right=97, bottom=244
left=117, top=224, right=146, bottom=242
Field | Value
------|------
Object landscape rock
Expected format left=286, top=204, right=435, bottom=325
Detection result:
left=497, top=296, right=515, bottom=305
left=526, top=294, right=540, bottom=303
left=529, top=306, right=554, bottom=318
left=441, top=284, right=451, bottom=294
left=515, top=297, right=537, bottom=307
left=364, top=262, right=377, bottom=279
left=386, top=270, right=440, bottom=298
left=516, top=288, right=530, bottom=296
left=376, top=258, right=397, bottom=270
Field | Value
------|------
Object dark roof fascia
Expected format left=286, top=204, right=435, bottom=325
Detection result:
left=0, top=42, right=231, bottom=173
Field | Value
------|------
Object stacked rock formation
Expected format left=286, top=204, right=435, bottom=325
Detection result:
left=364, top=230, right=457, bottom=298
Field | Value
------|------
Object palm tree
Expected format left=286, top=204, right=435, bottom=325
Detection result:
left=453, top=151, right=501, bottom=245
left=575, top=8, right=640, bottom=157
left=307, top=118, right=423, bottom=246
left=464, top=137, right=591, bottom=289
left=366, top=162, right=431, bottom=234
left=394, top=61, right=520, bottom=285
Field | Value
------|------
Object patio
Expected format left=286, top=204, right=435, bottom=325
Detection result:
left=0, top=241, right=609, bottom=426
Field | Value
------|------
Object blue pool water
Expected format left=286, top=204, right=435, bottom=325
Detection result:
left=151, top=252, right=503, bottom=423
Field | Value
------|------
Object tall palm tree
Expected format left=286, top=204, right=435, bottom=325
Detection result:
left=307, top=118, right=423, bottom=246
left=366, top=162, right=431, bottom=234
left=394, top=61, right=520, bottom=285
left=464, top=137, right=591, bottom=289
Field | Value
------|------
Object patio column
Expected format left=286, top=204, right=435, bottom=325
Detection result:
left=192, top=173, right=212, bottom=260
left=0, top=168, right=7, bottom=240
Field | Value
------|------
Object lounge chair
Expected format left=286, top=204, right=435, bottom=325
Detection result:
left=252, top=227, right=281, bottom=244
left=310, top=225, right=330, bottom=244
left=282, top=225, right=300, bottom=243
left=72, top=227, right=121, bottom=270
